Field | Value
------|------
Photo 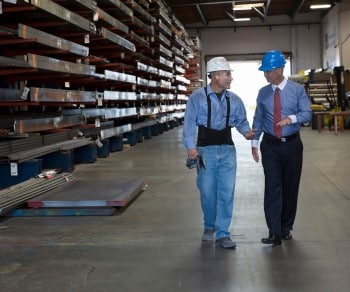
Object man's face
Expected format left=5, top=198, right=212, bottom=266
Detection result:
left=214, top=70, right=233, bottom=89
left=263, top=67, right=284, bottom=85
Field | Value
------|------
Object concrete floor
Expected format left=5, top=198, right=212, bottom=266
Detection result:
left=1, top=125, right=350, bottom=292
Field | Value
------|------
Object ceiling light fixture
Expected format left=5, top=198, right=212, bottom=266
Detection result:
left=233, top=17, right=251, bottom=21
left=310, top=4, right=332, bottom=9
left=225, top=11, right=251, bottom=22
left=233, top=2, right=264, bottom=11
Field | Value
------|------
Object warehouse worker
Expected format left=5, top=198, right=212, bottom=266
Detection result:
left=183, top=56, right=256, bottom=249
left=252, top=50, right=312, bottom=246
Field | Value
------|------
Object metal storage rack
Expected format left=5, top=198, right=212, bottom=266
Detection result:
left=307, top=72, right=337, bottom=110
left=186, top=36, right=203, bottom=93
left=0, top=0, right=200, bottom=190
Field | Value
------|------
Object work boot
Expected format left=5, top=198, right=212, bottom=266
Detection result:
left=215, top=237, right=236, bottom=249
left=202, top=229, right=215, bottom=242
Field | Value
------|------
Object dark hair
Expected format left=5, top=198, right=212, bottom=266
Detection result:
left=208, top=73, right=212, bottom=79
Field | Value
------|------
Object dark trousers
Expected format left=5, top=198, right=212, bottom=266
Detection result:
left=260, top=135, right=303, bottom=236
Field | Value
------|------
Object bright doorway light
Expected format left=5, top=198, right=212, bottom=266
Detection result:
left=229, top=59, right=291, bottom=123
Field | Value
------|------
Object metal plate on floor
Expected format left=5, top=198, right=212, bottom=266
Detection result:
left=7, top=207, right=116, bottom=217
left=27, top=177, right=145, bottom=208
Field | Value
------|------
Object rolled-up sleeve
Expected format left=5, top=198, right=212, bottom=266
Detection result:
left=182, top=91, right=200, bottom=149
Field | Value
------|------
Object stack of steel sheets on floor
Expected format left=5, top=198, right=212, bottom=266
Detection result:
left=0, top=172, right=74, bottom=216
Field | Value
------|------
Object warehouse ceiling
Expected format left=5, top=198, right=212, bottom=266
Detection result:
left=163, top=0, right=340, bottom=27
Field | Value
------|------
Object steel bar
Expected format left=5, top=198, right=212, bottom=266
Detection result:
left=100, top=0, right=133, bottom=17
left=30, top=87, right=97, bottom=103
left=100, top=124, right=132, bottom=139
left=103, top=90, right=137, bottom=101
left=26, top=177, right=145, bottom=208
left=0, top=172, right=74, bottom=216
left=139, top=107, right=160, bottom=116
left=126, top=0, right=156, bottom=24
left=0, top=56, right=30, bottom=68
left=27, top=54, right=96, bottom=76
left=96, top=7, right=129, bottom=34
left=104, top=70, right=136, bottom=83
left=8, top=207, right=116, bottom=216
left=0, top=88, right=27, bottom=102
left=71, top=0, right=97, bottom=11
left=0, top=130, right=80, bottom=156
left=14, top=115, right=85, bottom=134
left=1, top=138, right=92, bottom=163
left=31, top=0, right=97, bottom=33
left=99, top=27, right=136, bottom=52
left=157, top=19, right=172, bottom=36
left=18, top=24, right=89, bottom=56
left=129, top=31, right=150, bottom=48
left=131, top=120, right=158, bottom=130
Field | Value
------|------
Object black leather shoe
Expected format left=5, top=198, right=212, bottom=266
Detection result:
left=261, top=235, right=282, bottom=246
left=282, top=231, right=292, bottom=240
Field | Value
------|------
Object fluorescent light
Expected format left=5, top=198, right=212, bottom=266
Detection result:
left=233, top=4, right=252, bottom=11
left=233, top=2, right=264, bottom=11
left=234, top=17, right=251, bottom=21
left=310, top=4, right=331, bottom=9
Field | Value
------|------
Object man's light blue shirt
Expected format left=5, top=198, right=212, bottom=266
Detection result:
left=182, top=85, right=251, bottom=150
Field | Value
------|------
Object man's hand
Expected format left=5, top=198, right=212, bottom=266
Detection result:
left=252, top=147, right=259, bottom=162
left=244, top=129, right=257, bottom=140
left=187, top=148, right=198, bottom=160
left=277, top=116, right=292, bottom=127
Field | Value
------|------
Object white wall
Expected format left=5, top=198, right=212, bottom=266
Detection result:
left=322, top=2, right=350, bottom=70
left=338, top=3, right=350, bottom=69
left=188, top=19, right=321, bottom=78
left=187, top=4, right=350, bottom=76
left=322, top=6, right=340, bottom=68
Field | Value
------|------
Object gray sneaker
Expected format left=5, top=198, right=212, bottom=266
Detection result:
left=215, top=237, right=236, bottom=249
left=202, top=229, right=215, bottom=242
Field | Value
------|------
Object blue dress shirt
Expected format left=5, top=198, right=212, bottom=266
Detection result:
left=252, top=79, right=312, bottom=146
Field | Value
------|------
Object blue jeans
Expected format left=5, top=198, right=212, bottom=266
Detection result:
left=196, top=145, right=237, bottom=239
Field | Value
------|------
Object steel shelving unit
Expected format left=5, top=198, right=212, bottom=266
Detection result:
left=0, top=0, right=200, bottom=191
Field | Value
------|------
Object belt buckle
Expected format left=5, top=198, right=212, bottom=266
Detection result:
left=281, top=137, right=286, bottom=142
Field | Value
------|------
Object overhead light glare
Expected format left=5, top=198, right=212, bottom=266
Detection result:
left=234, top=17, right=251, bottom=21
left=233, top=2, right=264, bottom=11
left=310, top=4, right=331, bottom=9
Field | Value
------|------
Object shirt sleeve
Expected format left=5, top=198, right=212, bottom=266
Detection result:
left=295, top=85, right=312, bottom=124
left=182, top=91, right=200, bottom=149
left=228, top=93, right=252, bottom=136
left=252, top=89, right=264, bottom=141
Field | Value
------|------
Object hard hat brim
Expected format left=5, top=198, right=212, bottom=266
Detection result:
left=207, top=69, right=233, bottom=73
left=259, top=65, right=284, bottom=72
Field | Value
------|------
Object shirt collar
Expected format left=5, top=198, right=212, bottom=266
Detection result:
left=207, top=85, right=228, bottom=97
left=272, top=78, right=287, bottom=91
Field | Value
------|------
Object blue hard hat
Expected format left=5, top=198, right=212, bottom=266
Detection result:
left=259, top=50, right=286, bottom=71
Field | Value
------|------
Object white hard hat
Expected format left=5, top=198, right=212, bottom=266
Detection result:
left=206, top=57, right=232, bottom=73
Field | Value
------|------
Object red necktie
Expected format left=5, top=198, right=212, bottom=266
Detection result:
left=274, top=88, right=282, bottom=138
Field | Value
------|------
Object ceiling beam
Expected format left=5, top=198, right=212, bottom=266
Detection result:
left=264, top=0, right=271, bottom=17
left=168, top=1, right=254, bottom=8
left=288, top=0, right=306, bottom=20
left=252, top=6, right=265, bottom=20
left=195, top=4, right=208, bottom=25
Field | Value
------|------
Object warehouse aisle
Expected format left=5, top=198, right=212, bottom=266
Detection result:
left=1, top=125, right=350, bottom=292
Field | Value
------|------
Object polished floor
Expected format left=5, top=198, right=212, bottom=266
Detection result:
left=1, top=125, right=350, bottom=292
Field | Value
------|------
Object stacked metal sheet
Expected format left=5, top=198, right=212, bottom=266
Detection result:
left=0, top=172, right=74, bottom=216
